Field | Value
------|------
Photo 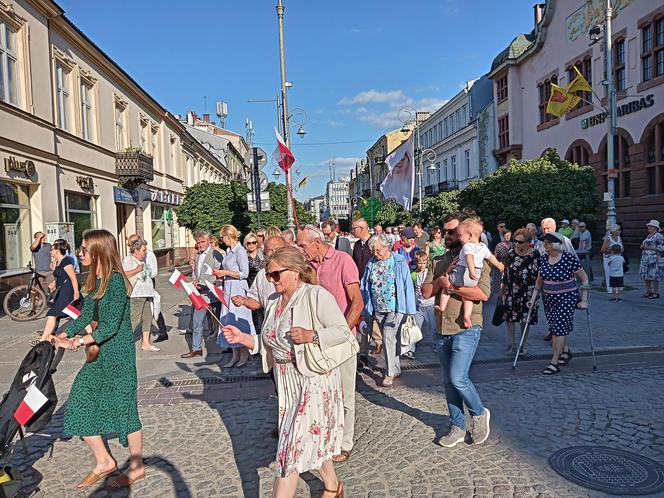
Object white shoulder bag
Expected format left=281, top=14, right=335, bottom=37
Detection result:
left=400, top=316, right=422, bottom=348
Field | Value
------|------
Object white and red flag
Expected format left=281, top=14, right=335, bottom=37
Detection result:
left=182, top=281, right=208, bottom=311
left=14, top=384, right=48, bottom=426
left=205, top=280, right=228, bottom=308
left=62, top=302, right=81, bottom=320
left=272, top=127, right=295, bottom=173
left=168, top=268, right=185, bottom=289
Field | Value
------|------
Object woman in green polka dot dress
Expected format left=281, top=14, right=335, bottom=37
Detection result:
left=53, top=229, right=145, bottom=490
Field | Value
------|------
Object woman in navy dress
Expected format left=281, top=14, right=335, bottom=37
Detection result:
left=39, top=240, right=81, bottom=341
left=214, top=224, right=256, bottom=368
left=528, top=232, right=589, bottom=375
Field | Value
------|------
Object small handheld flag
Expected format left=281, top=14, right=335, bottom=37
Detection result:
left=182, top=281, right=208, bottom=311
left=14, top=384, right=48, bottom=426
left=62, top=302, right=81, bottom=320
left=169, top=269, right=185, bottom=288
left=205, top=280, right=228, bottom=308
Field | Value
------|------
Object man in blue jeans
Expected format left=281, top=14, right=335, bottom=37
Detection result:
left=422, top=211, right=491, bottom=447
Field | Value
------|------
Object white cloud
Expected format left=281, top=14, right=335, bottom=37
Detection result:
left=338, top=89, right=408, bottom=106
left=316, top=156, right=362, bottom=167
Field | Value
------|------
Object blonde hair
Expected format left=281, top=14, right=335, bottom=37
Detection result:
left=243, top=232, right=259, bottom=249
left=267, top=246, right=317, bottom=285
left=458, top=218, right=483, bottom=239
left=82, top=229, right=131, bottom=298
left=220, top=224, right=240, bottom=242
left=266, top=226, right=282, bottom=238
left=209, top=235, right=220, bottom=247
left=513, top=228, right=533, bottom=242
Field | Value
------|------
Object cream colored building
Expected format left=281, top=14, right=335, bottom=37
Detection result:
left=0, top=0, right=231, bottom=283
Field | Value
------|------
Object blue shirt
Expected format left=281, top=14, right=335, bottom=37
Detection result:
left=368, top=255, right=397, bottom=313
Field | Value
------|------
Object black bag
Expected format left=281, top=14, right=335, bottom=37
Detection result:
left=492, top=301, right=507, bottom=327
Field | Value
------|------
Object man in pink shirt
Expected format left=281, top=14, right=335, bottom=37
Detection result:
left=297, top=224, right=364, bottom=464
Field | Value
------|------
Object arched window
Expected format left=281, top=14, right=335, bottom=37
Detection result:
left=643, top=115, right=664, bottom=195
left=565, top=140, right=592, bottom=166
left=600, top=131, right=633, bottom=198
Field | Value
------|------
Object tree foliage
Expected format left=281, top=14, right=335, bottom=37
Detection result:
left=175, top=181, right=314, bottom=236
left=420, top=191, right=461, bottom=228
left=458, top=148, right=600, bottom=230
left=374, top=200, right=415, bottom=226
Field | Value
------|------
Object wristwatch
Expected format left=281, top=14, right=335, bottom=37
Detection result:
left=78, top=337, right=85, bottom=346
left=312, top=330, right=320, bottom=346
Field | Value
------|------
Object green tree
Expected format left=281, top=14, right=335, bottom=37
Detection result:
left=458, top=148, right=600, bottom=230
left=375, top=200, right=415, bottom=226
left=420, top=190, right=461, bottom=227
left=175, top=181, right=313, bottom=236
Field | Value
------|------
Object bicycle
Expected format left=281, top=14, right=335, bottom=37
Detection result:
left=2, top=262, right=49, bottom=321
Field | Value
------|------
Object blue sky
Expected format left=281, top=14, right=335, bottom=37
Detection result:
left=59, top=0, right=535, bottom=200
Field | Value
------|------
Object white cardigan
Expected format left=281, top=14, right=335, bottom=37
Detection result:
left=250, top=283, right=357, bottom=377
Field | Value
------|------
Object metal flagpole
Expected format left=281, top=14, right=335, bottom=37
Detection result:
left=605, top=0, right=617, bottom=229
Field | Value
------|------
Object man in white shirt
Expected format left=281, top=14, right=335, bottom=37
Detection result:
left=538, top=218, right=578, bottom=257
left=234, top=235, right=285, bottom=310
left=575, top=221, right=594, bottom=282
left=128, top=234, right=168, bottom=343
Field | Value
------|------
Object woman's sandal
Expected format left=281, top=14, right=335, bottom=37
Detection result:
left=323, top=479, right=345, bottom=498
left=75, top=464, right=118, bottom=489
left=542, top=363, right=560, bottom=375
left=643, top=292, right=653, bottom=298
left=107, top=471, right=145, bottom=489
left=558, top=350, right=572, bottom=366
left=649, top=293, right=660, bottom=299
left=332, top=450, right=351, bottom=463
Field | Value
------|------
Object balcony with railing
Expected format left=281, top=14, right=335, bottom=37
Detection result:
left=115, top=150, right=154, bottom=189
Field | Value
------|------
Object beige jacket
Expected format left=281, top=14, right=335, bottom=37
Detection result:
left=251, top=283, right=357, bottom=377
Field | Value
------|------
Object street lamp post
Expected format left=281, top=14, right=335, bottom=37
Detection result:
left=276, top=0, right=295, bottom=230
left=604, top=0, right=617, bottom=230
left=398, top=106, right=436, bottom=215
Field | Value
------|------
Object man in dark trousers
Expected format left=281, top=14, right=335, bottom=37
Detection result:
left=351, top=218, right=382, bottom=363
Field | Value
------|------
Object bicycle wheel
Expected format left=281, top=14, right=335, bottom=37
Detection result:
left=2, top=284, right=48, bottom=321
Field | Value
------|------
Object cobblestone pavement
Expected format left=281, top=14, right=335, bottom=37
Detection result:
left=4, top=356, right=664, bottom=497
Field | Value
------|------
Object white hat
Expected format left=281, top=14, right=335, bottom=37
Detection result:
left=561, top=219, right=570, bottom=224
left=647, top=219, right=661, bottom=229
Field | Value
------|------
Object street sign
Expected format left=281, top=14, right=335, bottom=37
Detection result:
left=245, top=147, right=267, bottom=169
left=247, top=192, right=270, bottom=212
left=246, top=170, right=268, bottom=191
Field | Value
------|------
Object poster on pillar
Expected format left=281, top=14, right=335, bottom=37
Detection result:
left=3, top=224, right=19, bottom=270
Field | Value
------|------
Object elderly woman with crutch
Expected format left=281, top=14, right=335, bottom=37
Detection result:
left=527, top=232, right=589, bottom=375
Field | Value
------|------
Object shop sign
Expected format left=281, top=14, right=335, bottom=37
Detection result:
left=581, top=94, right=654, bottom=129
left=150, top=189, right=182, bottom=205
left=113, top=186, right=138, bottom=204
left=4, top=156, right=36, bottom=178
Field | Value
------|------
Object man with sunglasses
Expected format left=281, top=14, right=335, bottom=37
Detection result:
left=421, top=212, right=492, bottom=449
left=297, top=224, right=363, bottom=464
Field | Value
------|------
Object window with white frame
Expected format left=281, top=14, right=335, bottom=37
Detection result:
left=451, top=155, right=457, bottom=180
left=55, top=64, right=71, bottom=131
left=462, top=104, right=468, bottom=126
left=0, top=20, right=19, bottom=105
left=115, top=103, right=126, bottom=150
left=151, top=127, right=159, bottom=168
left=140, top=121, right=148, bottom=152
left=455, top=109, right=461, bottom=129
left=443, top=159, right=448, bottom=181
left=464, top=149, right=471, bottom=177
left=444, top=117, right=448, bottom=137
left=80, top=79, right=94, bottom=141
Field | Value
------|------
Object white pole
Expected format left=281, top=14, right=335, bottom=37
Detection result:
left=605, top=0, right=616, bottom=229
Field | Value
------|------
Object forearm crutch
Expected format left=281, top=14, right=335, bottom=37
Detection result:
left=512, top=305, right=534, bottom=370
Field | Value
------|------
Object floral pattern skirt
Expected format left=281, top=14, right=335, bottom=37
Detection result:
left=274, top=362, right=344, bottom=478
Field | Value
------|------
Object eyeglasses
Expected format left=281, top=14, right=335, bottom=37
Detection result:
left=246, top=241, right=258, bottom=246
left=265, top=268, right=290, bottom=282
left=514, top=239, right=527, bottom=244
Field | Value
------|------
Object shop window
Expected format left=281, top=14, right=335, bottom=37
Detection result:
left=0, top=20, right=19, bottom=106
left=0, top=181, right=31, bottom=272
left=65, top=192, right=96, bottom=248
left=151, top=204, right=176, bottom=249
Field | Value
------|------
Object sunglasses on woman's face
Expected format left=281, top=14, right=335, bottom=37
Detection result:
left=514, top=239, right=527, bottom=244
left=247, top=241, right=258, bottom=246
left=266, top=268, right=290, bottom=282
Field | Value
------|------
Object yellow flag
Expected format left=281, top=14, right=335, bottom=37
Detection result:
left=567, top=66, right=592, bottom=94
left=546, top=83, right=580, bottom=118
left=298, top=176, right=307, bottom=189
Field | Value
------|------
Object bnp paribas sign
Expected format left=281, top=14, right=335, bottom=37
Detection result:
left=581, top=94, right=654, bottom=129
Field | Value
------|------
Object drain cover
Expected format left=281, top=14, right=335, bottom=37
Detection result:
left=549, top=446, right=664, bottom=495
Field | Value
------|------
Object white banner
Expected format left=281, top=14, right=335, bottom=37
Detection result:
left=379, top=134, right=415, bottom=210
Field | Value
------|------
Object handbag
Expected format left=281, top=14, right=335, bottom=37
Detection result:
left=400, top=315, right=422, bottom=347
left=492, top=300, right=507, bottom=327
left=85, top=299, right=101, bottom=363
left=300, top=287, right=359, bottom=375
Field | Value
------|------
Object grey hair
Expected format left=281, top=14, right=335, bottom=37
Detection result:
left=129, top=238, right=147, bottom=253
left=192, top=229, right=210, bottom=240
left=300, top=224, right=326, bottom=242
left=548, top=240, right=565, bottom=252
left=282, top=228, right=296, bottom=241
left=368, top=234, right=391, bottom=250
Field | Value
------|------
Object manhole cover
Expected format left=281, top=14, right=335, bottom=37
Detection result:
left=549, top=446, right=664, bottom=495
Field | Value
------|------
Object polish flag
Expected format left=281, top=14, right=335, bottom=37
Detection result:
left=182, top=281, right=208, bottom=311
left=272, top=127, right=295, bottom=172
left=14, top=384, right=48, bottom=426
left=205, top=280, right=228, bottom=308
left=62, top=302, right=81, bottom=320
left=169, top=269, right=185, bottom=289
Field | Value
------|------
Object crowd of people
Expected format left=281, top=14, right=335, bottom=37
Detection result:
left=29, top=210, right=664, bottom=497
